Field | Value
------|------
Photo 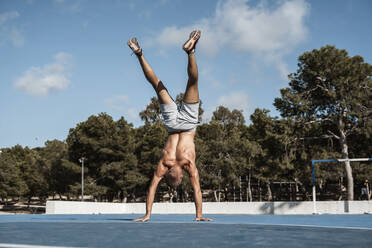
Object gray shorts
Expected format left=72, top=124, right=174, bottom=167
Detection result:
left=160, top=101, right=199, bottom=133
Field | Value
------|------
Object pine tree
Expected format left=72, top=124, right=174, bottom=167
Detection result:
left=274, top=46, right=372, bottom=200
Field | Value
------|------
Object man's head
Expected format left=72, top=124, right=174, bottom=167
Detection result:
left=165, top=166, right=183, bottom=189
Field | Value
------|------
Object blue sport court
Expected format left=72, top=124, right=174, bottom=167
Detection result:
left=1, top=214, right=372, bottom=247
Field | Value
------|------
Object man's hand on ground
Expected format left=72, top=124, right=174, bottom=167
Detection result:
left=194, top=216, right=213, bottom=222
left=132, top=216, right=150, bottom=222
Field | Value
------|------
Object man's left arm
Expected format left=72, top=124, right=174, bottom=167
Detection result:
left=189, top=167, right=213, bottom=221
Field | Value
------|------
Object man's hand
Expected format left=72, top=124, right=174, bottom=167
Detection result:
left=132, top=216, right=150, bottom=222
left=194, top=216, right=213, bottom=222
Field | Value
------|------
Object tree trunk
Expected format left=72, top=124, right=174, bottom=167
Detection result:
left=233, top=185, right=236, bottom=202
left=258, top=179, right=262, bottom=201
left=247, top=174, right=252, bottom=202
left=213, top=190, right=218, bottom=202
left=267, top=182, right=272, bottom=201
left=338, top=177, right=346, bottom=201
left=295, top=179, right=299, bottom=201
left=169, top=189, right=177, bottom=202
left=343, top=159, right=353, bottom=200
left=184, top=191, right=189, bottom=202
left=339, top=126, right=353, bottom=200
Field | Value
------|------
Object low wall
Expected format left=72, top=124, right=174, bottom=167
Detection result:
left=46, top=200, right=372, bottom=215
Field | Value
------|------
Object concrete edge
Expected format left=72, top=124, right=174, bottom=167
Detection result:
left=46, top=200, right=372, bottom=215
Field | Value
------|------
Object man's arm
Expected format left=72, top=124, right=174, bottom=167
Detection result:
left=188, top=167, right=212, bottom=221
left=133, top=163, right=167, bottom=222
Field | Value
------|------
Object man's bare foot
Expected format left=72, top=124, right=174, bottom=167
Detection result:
left=127, top=37, right=142, bottom=56
left=132, top=215, right=150, bottom=222
left=195, top=216, right=213, bottom=222
left=183, top=30, right=201, bottom=54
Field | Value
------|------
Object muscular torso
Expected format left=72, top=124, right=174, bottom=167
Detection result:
left=161, top=131, right=196, bottom=175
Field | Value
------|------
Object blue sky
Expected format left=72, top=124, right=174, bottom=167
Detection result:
left=1, top=0, right=372, bottom=148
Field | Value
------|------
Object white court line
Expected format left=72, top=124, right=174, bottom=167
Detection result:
left=0, top=244, right=83, bottom=248
left=246, top=222, right=372, bottom=231
left=136, top=220, right=372, bottom=230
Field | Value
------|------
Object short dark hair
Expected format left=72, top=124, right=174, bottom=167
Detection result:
left=166, top=167, right=183, bottom=189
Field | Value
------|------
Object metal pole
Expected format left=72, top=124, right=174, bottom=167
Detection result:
left=239, top=176, right=242, bottom=202
left=312, top=161, right=316, bottom=214
left=246, top=175, right=248, bottom=202
left=218, top=170, right=221, bottom=202
left=82, top=159, right=84, bottom=201
left=79, top=157, right=86, bottom=201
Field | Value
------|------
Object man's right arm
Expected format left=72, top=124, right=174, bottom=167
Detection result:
left=133, top=163, right=167, bottom=222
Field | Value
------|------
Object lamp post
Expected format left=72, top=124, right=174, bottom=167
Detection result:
left=218, top=169, right=221, bottom=202
left=79, top=157, right=87, bottom=201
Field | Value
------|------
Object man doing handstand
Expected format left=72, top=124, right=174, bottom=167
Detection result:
left=127, top=30, right=211, bottom=222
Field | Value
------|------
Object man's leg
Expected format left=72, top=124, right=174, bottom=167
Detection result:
left=137, top=55, right=173, bottom=104
left=128, top=38, right=173, bottom=105
left=182, top=31, right=201, bottom=103
left=183, top=53, right=199, bottom=103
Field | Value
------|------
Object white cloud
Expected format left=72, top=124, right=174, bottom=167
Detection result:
left=138, top=10, right=152, bottom=19
left=261, top=52, right=290, bottom=79
left=105, top=95, right=140, bottom=121
left=105, top=95, right=130, bottom=110
left=203, top=91, right=251, bottom=123
left=200, top=65, right=223, bottom=89
left=153, top=0, right=309, bottom=76
left=128, top=0, right=135, bottom=10
left=53, top=0, right=83, bottom=13
left=9, top=26, right=24, bottom=46
left=156, top=0, right=309, bottom=55
left=0, top=11, right=19, bottom=25
left=14, top=52, right=73, bottom=96
left=82, top=20, right=89, bottom=29
left=159, top=0, right=170, bottom=5
left=217, top=92, right=250, bottom=114
left=0, top=11, right=25, bottom=47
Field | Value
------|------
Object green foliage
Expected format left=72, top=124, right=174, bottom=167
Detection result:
left=66, top=113, right=137, bottom=201
left=212, top=106, right=245, bottom=126
left=0, top=148, right=28, bottom=199
left=38, top=140, right=78, bottom=198
left=139, top=97, right=162, bottom=124
left=275, top=45, right=371, bottom=128
left=197, top=106, right=257, bottom=200
left=249, top=109, right=294, bottom=182
left=0, top=145, right=49, bottom=201
left=274, top=45, right=372, bottom=199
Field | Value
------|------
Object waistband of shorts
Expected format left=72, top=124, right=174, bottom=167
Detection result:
left=182, top=101, right=200, bottom=105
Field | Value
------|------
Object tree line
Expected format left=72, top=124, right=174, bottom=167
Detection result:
left=1, top=46, right=371, bottom=203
